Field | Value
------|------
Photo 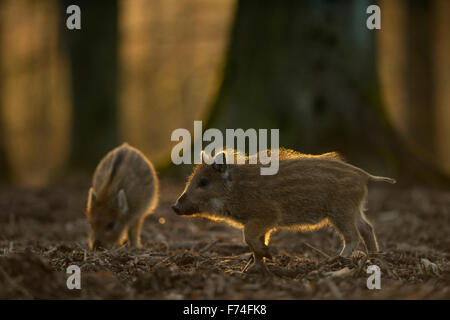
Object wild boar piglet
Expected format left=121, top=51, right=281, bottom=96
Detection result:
left=172, top=149, right=395, bottom=272
left=86, top=143, right=158, bottom=250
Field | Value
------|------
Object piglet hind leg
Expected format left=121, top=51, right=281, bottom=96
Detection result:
left=242, top=220, right=274, bottom=275
left=329, top=216, right=361, bottom=258
left=242, top=239, right=272, bottom=273
left=357, top=212, right=379, bottom=253
left=128, top=216, right=145, bottom=248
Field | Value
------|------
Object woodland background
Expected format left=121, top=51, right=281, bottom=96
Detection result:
left=0, top=0, right=448, bottom=300
left=0, top=0, right=449, bottom=186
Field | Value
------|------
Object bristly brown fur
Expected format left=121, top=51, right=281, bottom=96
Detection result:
left=173, top=148, right=396, bottom=272
left=86, top=143, right=159, bottom=249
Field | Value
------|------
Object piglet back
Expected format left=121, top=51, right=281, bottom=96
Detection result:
left=92, top=143, right=159, bottom=215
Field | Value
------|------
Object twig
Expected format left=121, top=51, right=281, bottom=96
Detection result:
left=111, top=243, right=128, bottom=252
left=303, top=242, right=330, bottom=259
left=242, top=255, right=254, bottom=273
left=199, top=240, right=220, bottom=254
left=151, top=255, right=173, bottom=269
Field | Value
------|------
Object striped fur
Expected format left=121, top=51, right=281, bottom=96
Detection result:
left=86, top=143, right=159, bottom=250
left=173, top=149, right=395, bottom=271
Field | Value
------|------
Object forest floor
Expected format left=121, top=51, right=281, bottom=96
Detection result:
left=0, top=176, right=449, bottom=299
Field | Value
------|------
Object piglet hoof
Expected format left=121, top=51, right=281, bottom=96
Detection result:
left=246, top=261, right=273, bottom=277
left=242, top=256, right=254, bottom=273
left=243, top=257, right=273, bottom=276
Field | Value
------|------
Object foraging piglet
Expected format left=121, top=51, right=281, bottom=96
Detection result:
left=172, top=149, right=395, bottom=272
left=86, top=143, right=158, bottom=250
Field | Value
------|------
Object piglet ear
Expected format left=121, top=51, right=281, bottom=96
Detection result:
left=86, top=188, right=96, bottom=212
left=212, top=152, right=227, bottom=173
left=201, top=150, right=211, bottom=164
left=118, top=189, right=129, bottom=215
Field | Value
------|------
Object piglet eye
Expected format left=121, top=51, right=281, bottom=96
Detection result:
left=198, top=178, right=210, bottom=188
left=106, top=222, right=115, bottom=230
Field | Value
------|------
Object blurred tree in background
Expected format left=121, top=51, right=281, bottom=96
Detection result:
left=118, top=0, right=235, bottom=166
left=209, top=0, right=384, bottom=160
left=62, top=0, right=119, bottom=171
left=0, top=25, right=7, bottom=182
left=378, top=0, right=450, bottom=180
left=0, top=0, right=72, bottom=187
left=0, top=0, right=448, bottom=186
left=208, top=0, right=449, bottom=183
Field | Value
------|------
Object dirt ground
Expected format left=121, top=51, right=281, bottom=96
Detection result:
left=0, top=176, right=449, bottom=299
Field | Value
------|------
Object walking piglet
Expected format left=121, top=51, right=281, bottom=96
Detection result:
left=172, top=149, right=395, bottom=272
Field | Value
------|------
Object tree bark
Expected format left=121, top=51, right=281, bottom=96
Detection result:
left=207, top=0, right=448, bottom=185
left=62, top=0, right=119, bottom=170
left=0, top=9, right=8, bottom=182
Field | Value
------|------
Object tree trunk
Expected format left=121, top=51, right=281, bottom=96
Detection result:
left=207, top=0, right=448, bottom=184
left=0, top=9, right=8, bottom=182
left=0, top=0, right=71, bottom=186
left=62, top=0, right=119, bottom=170
left=379, top=0, right=450, bottom=178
